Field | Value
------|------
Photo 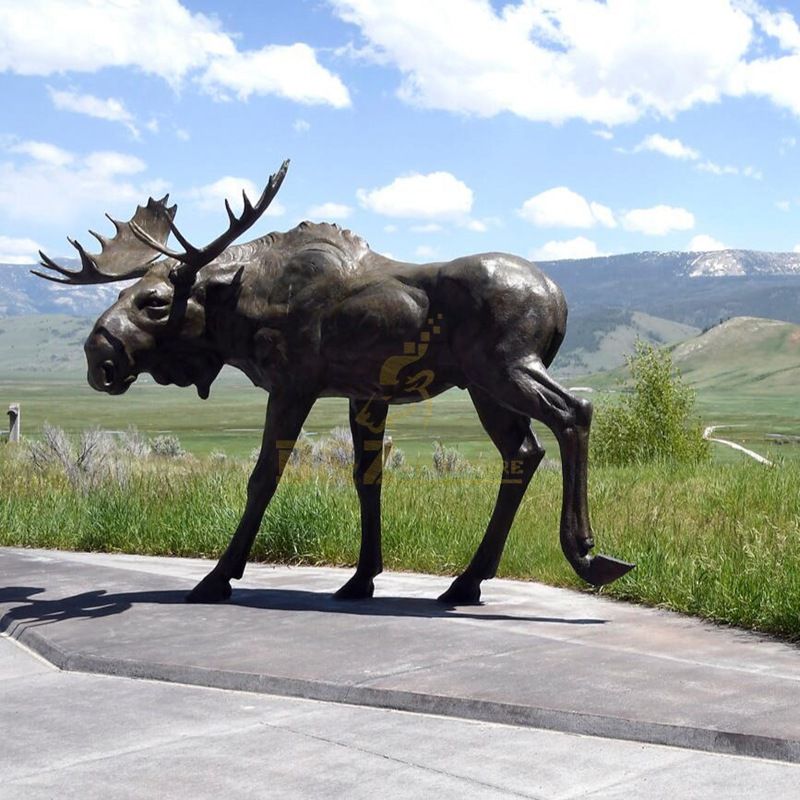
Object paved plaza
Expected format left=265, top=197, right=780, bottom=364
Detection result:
left=2, top=548, right=800, bottom=798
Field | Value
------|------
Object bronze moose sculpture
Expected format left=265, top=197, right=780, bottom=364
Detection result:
left=35, top=159, right=634, bottom=604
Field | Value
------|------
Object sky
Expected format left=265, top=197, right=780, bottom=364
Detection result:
left=2, top=0, right=800, bottom=267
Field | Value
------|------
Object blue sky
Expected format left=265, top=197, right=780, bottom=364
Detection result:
left=1, top=0, right=800, bottom=266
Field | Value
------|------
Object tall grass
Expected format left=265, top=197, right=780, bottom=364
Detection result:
left=1, top=442, right=799, bottom=640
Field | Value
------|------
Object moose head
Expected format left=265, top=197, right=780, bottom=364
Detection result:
left=35, top=160, right=289, bottom=399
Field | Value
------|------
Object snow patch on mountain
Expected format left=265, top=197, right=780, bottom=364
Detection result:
left=686, top=250, right=800, bottom=277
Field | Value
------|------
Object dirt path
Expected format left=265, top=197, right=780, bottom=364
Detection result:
left=703, top=425, right=772, bottom=466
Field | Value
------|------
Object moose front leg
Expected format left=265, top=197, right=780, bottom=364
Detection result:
left=186, top=390, right=315, bottom=603
left=334, top=397, right=389, bottom=600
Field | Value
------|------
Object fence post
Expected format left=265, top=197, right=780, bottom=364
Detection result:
left=383, top=435, right=393, bottom=466
left=7, top=404, right=20, bottom=443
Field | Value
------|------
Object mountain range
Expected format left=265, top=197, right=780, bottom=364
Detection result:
left=2, top=248, right=800, bottom=377
left=539, top=249, right=800, bottom=330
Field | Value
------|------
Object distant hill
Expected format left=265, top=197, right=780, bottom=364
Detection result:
left=586, top=316, right=800, bottom=416
left=555, top=309, right=699, bottom=376
left=0, top=260, right=128, bottom=318
left=670, top=316, right=800, bottom=397
left=0, top=314, right=92, bottom=378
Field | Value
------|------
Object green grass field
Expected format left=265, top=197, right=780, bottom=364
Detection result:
left=2, top=447, right=799, bottom=640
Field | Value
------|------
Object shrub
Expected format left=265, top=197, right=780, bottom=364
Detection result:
left=118, top=426, right=152, bottom=458
left=311, top=426, right=353, bottom=469
left=432, top=440, right=472, bottom=475
left=287, top=430, right=314, bottom=466
left=386, top=445, right=406, bottom=471
left=591, top=340, right=710, bottom=467
left=149, top=434, right=185, bottom=458
left=26, top=424, right=128, bottom=492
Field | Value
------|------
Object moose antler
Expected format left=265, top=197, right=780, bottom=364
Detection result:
left=33, top=196, right=178, bottom=285
left=130, top=159, right=290, bottom=288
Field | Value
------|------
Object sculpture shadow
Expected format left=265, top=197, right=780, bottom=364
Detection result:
left=0, top=584, right=607, bottom=630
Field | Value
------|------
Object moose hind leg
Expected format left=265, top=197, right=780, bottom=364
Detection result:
left=479, top=358, right=633, bottom=587
left=334, top=398, right=388, bottom=600
left=439, top=387, right=544, bottom=605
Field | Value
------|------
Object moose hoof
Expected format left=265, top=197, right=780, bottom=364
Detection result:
left=334, top=575, right=375, bottom=600
left=583, top=554, right=636, bottom=587
left=438, top=576, right=481, bottom=605
left=186, top=571, right=232, bottom=603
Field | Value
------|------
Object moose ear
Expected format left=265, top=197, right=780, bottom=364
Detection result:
left=199, top=264, right=245, bottom=291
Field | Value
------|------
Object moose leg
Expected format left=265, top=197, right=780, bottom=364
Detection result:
left=478, top=359, right=633, bottom=587
left=439, top=387, right=544, bottom=604
left=186, top=390, right=315, bottom=603
left=334, top=398, right=389, bottom=600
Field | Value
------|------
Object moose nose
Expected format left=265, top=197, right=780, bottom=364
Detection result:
left=85, top=327, right=134, bottom=394
left=99, top=359, right=116, bottom=388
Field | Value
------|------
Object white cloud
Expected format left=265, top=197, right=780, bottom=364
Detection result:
left=8, top=140, right=73, bottom=167
left=383, top=224, right=398, bottom=233
left=533, top=236, right=604, bottom=261
left=175, top=128, right=190, bottom=142
left=635, top=134, right=699, bottom=160
left=332, top=0, right=755, bottom=125
left=199, top=44, right=351, bottom=106
left=307, top=202, right=352, bottom=220
left=726, top=5, right=800, bottom=116
left=631, top=133, right=761, bottom=178
left=414, top=244, right=437, bottom=259
left=293, top=118, right=311, bottom=133
left=622, top=205, right=695, bottom=235
left=48, top=87, right=139, bottom=137
left=593, top=129, right=614, bottom=140
left=696, top=160, right=762, bottom=179
left=0, top=139, right=156, bottom=226
left=84, top=152, right=146, bottom=176
left=0, top=234, right=42, bottom=264
left=794, top=244, right=800, bottom=253
left=0, top=0, right=231, bottom=84
left=189, top=176, right=285, bottom=216
left=780, top=135, right=797, bottom=155
left=357, top=172, right=473, bottom=219
left=518, top=187, right=615, bottom=229
left=0, top=0, right=349, bottom=108
left=688, top=234, right=727, bottom=251
left=776, top=200, right=791, bottom=211
left=461, top=218, right=488, bottom=232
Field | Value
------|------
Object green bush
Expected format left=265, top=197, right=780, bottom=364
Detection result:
left=591, top=340, right=710, bottom=466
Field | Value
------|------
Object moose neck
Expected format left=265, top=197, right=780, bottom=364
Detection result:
left=193, top=246, right=286, bottom=372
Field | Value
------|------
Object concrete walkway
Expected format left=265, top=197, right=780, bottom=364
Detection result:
left=2, top=548, right=800, bottom=774
left=4, top=636, right=800, bottom=800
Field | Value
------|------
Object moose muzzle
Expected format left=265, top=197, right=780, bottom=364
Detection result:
left=85, top=326, right=137, bottom=395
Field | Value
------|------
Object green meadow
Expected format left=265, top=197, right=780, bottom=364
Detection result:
left=2, top=446, right=799, bottom=641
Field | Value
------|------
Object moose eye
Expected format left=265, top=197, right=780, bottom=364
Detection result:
left=139, top=293, right=171, bottom=318
left=139, top=293, right=169, bottom=309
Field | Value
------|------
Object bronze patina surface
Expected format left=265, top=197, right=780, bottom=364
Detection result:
left=35, top=160, right=634, bottom=604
